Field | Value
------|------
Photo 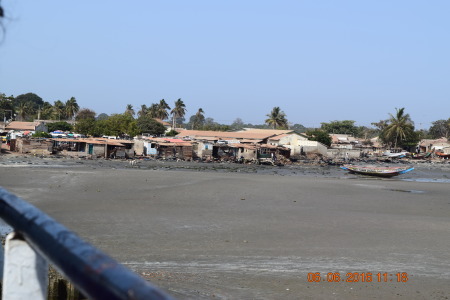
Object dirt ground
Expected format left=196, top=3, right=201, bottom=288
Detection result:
left=1, top=155, right=450, bottom=299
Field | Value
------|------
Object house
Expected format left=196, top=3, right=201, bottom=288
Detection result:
left=52, top=138, right=135, bottom=158
left=156, top=142, right=193, bottom=160
left=12, top=138, right=53, bottom=155
left=6, top=121, right=48, bottom=133
left=176, top=129, right=328, bottom=159
left=176, top=129, right=282, bottom=143
left=419, top=138, right=450, bottom=153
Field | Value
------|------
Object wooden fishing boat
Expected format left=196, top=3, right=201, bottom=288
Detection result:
left=341, top=165, right=414, bottom=178
left=436, top=151, right=450, bottom=159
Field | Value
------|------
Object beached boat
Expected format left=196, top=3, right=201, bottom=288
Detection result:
left=382, top=150, right=409, bottom=158
left=436, top=151, right=450, bottom=159
left=341, top=165, right=414, bottom=177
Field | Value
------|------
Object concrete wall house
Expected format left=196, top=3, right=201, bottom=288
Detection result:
left=5, top=121, right=48, bottom=134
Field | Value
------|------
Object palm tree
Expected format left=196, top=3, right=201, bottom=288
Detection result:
left=170, top=98, right=187, bottom=129
left=265, top=107, right=288, bottom=129
left=16, top=102, right=30, bottom=121
left=147, top=103, right=159, bottom=118
left=40, top=102, right=54, bottom=120
left=65, top=97, right=79, bottom=120
left=193, top=108, right=205, bottom=129
left=53, top=100, right=66, bottom=120
left=383, top=107, right=414, bottom=149
left=124, top=104, right=135, bottom=117
left=137, top=104, right=148, bottom=118
left=156, top=99, right=170, bottom=120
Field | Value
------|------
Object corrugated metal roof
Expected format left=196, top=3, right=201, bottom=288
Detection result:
left=6, top=121, right=42, bottom=130
left=176, top=130, right=278, bottom=140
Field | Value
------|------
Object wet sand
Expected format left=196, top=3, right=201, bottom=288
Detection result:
left=1, top=157, right=450, bottom=299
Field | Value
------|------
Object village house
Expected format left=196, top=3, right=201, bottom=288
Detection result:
left=12, top=138, right=53, bottom=155
left=52, top=138, right=135, bottom=158
left=418, top=137, right=450, bottom=153
left=5, top=121, right=48, bottom=134
left=175, top=129, right=309, bottom=161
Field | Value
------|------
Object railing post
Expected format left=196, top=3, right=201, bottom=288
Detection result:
left=2, top=232, right=48, bottom=300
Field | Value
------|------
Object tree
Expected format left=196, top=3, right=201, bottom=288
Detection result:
left=191, top=108, right=205, bottom=130
left=75, top=119, right=96, bottom=136
left=156, top=99, right=170, bottom=120
left=137, top=105, right=148, bottom=118
left=53, top=100, right=66, bottom=120
left=291, top=123, right=307, bottom=133
left=265, top=107, right=288, bottom=129
left=47, top=121, right=73, bottom=132
left=16, top=101, right=30, bottom=121
left=306, top=129, right=332, bottom=147
left=39, top=102, right=54, bottom=120
left=124, top=104, right=135, bottom=117
left=14, top=93, right=44, bottom=111
left=105, top=114, right=138, bottom=137
left=96, top=113, right=109, bottom=120
left=75, top=108, right=96, bottom=121
left=136, top=115, right=166, bottom=136
left=320, top=120, right=361, bottom=137
left=65, top=97, right=79, bottom=120
left=231, top=118, right=245, bottom=130
left=170, top=98, right=187, bottom=129
left=75, top=108, right=96, bottom=135
left=428, top=119, right=450, bottom=139
left=381, top=108, right=415, bottom=149
left=147, top=103, right=159, bottom=118
left=32, top=131, right=52, bottom=138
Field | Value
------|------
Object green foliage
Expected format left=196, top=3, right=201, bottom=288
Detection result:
left=428, top=119, right=450, bottom=139
left=136, top=116, right=166, bottom=136
left=105, top=114, right=138, bottom=137
left=47, top=121, right=73, bottom=132
left=265, top=107, right=288, bottom=129
left=320, top=120, right=362, bottom=137
left=165, top=129, right=179, bottom=137
left=96, top=113, right=109, bottom=120
left=291, top=123, right=307, bottom=133
left=75, top=119, right=96, bottom=136
left=32, top=131, right=52, bottom=138
left=188, top=108, right=206, bottom=130
left=171, top=98, right=187, bottom=128
left=380, top=108, right=415, bottom=148
left=65, top=97, right=79, bottom=120
left=75, top=108, right=96, bottom=121
left=306, top=129, right=332, bottom=147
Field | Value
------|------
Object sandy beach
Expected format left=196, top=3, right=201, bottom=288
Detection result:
left=1, top=155, right=450, bottom=299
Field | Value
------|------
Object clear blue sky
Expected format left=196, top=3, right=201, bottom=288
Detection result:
left=1, top=1, right=449, bottom=129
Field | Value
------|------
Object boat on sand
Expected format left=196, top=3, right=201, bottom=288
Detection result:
left=341, top=165, right=414, bottom=178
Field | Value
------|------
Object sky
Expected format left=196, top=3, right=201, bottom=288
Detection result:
left=1, top=1, right=449, bottom=129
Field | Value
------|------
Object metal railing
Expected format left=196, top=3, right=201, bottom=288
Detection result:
left=0, top=187, right=175, bottom=300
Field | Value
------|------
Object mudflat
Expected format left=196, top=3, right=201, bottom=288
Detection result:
left=1, top=158, right=450, bottom=299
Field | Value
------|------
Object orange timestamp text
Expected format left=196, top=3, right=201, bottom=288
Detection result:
left=307, top=272, right=409, bottom=283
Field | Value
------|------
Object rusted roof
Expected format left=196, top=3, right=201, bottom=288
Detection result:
left=268, top=134, right=290, bottom=141
left=176, top=130, right=278, bottom=140
left=229, top=143, right=256, bottom=149
left=52, top=138, right=126, bottom=146
left=158, top=142, right=192, bottom=146
left=238, top=129, right=294, bottom=135
left=6, top=121, right=43, bottom=130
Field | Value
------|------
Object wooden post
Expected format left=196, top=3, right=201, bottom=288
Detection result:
left=2, top=232, right=48, bottom=300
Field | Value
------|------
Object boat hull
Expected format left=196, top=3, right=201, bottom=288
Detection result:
left=341, top=165, right=414, bottom=178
